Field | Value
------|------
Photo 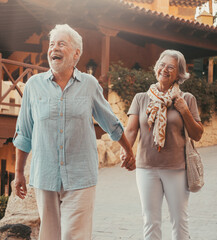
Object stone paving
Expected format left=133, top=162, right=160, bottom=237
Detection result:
left=92, top=145, right=217, bottom=240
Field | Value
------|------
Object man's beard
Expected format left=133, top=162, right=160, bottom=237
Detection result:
left=48, top=57, right=74, bottom=74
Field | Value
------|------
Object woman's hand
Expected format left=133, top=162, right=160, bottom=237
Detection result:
left=174, top=96, right=188, bottom=114
left=174, top=96, right=204, bottom=141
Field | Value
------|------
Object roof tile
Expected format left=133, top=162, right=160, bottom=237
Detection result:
left=125, top=0, right=208, bottom=7
left=121, top=0, right=217, bottom=32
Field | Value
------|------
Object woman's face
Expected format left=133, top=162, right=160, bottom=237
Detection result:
left=156, top=55, right=179, bottom=90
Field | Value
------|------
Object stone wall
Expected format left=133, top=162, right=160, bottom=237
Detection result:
left=0, top=153, right=40, bottom=240
left=97, top=134, right=120, bottom=168
left=196, top=113, right=217, bottom=147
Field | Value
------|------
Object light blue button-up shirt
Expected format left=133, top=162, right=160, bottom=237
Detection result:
left=13, top=68, right=123, bottom=191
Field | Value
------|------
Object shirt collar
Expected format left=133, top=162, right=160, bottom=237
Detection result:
left=73, top=68, right=82, bottom=82
left=45, top=68, right=82, bottom=82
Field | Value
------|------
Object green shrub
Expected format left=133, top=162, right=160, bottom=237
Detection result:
left=180, top=73, right=215, bottom=123
left=108, top=62, right=217, bottom=123
left=108, top=62, right=156, bottom=113
left=0, top=195, right=9, bottom=220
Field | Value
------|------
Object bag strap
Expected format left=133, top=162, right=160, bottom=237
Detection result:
left=181, top=92, right=195, bottom=148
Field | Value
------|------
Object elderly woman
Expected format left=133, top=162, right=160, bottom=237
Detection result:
left=121, top=49, right=203, bottom=240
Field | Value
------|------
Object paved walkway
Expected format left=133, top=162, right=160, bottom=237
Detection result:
left=92, top=145, right=217, bottom=240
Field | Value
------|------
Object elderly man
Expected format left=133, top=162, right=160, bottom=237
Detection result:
left=13, top=24, right=135, bottom=240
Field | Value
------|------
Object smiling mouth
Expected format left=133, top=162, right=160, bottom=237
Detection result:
left=52, top=55, right=63, bottom=60
left=160, top=73, right=169, bottom=77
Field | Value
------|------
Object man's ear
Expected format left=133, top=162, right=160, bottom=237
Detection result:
left=74, top=49, right=80, bottom=60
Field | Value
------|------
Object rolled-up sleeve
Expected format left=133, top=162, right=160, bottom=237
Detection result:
left=92, top=82, right=123, bottom=141
left=13, top=83, right=33, bottom=153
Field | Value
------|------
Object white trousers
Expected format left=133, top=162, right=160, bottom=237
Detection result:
left=136, top=168, right=190, bottom=240
left=34, top=185, right=96, bottom=240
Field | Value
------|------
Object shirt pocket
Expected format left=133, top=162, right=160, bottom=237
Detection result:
left=35, top=97, right=50, bottom=120
left=66, top=97, right=89, bottom=119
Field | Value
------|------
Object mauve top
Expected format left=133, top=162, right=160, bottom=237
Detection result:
left=128, top=92, right=201, bottom=169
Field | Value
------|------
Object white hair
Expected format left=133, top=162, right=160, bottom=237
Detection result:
left=49, top=24, right=83, bottom=65
left=154, top=49, right=190, bottom=84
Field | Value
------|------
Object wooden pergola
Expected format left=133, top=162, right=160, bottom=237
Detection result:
left=1, top=0, right=217, bottom=78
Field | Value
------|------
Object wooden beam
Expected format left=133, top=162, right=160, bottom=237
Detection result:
left=0, top=66, right=29, bottom=103
left=161, top=22, right=170, bottom=30
left=99, top=27, right=119, bottom=80
left=174, top=25, right=183, bottom=33
left=15, top=0, right=43, bottom=23
left=208, top=57, right=214, bottom=84
left=2, top=58, right=48, bottom=72
left=98, top=17, right=217, bottom=51
left=101, top=34, right=110, bottom=79
left=21, top=0, right=54, bottom=11
left=1, top=102, right=21, bottom=107
left=0, top=43, right=42, bottom=53
left=189, top=29, right=197, bottom=36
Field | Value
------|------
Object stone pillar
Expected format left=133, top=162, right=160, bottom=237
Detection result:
left=208, top=57, right=214, bottom=84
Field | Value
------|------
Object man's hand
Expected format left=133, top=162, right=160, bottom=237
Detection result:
left=14, top=149, right=29, bottom=199
left=14, top=172, right=27, bottom=199
left=120, top=147, right=136, bottom=171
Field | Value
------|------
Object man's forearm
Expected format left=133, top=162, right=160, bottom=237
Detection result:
left=15, top=148, right=29, bottom=173
left=118, top=132, right=133, bottom=154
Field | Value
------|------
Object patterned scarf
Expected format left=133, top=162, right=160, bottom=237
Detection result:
left=146, top=82, right=180, bottom=151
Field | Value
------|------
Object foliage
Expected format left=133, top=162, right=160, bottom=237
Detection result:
left=108, top=62, right=217, bottom=123
left=0, top=195, right=9, bottom=220
left=180, top=73, right=216, bottom=123
left=108, top=62, right=156, bottom=113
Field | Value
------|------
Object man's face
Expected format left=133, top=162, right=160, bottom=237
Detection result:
left=48, top=31, right=79, bottom=74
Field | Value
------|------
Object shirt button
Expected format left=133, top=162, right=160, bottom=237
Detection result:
left=60, top=129, right=63, bottom=133
left=60, top=112, right=63, bottom=117
left=60, top=161, right=64, bottom=166
left=60, top=145, right=63, bottom=149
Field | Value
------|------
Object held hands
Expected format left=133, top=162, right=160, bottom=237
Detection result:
left=120, top=147, right=136, bottom=171
left=14, top=172, right=27, bottom=199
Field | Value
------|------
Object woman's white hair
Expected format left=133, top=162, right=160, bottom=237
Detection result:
left=49, top=24, right=83, bottom=65
left=154, top=49, right=190, bottom=84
